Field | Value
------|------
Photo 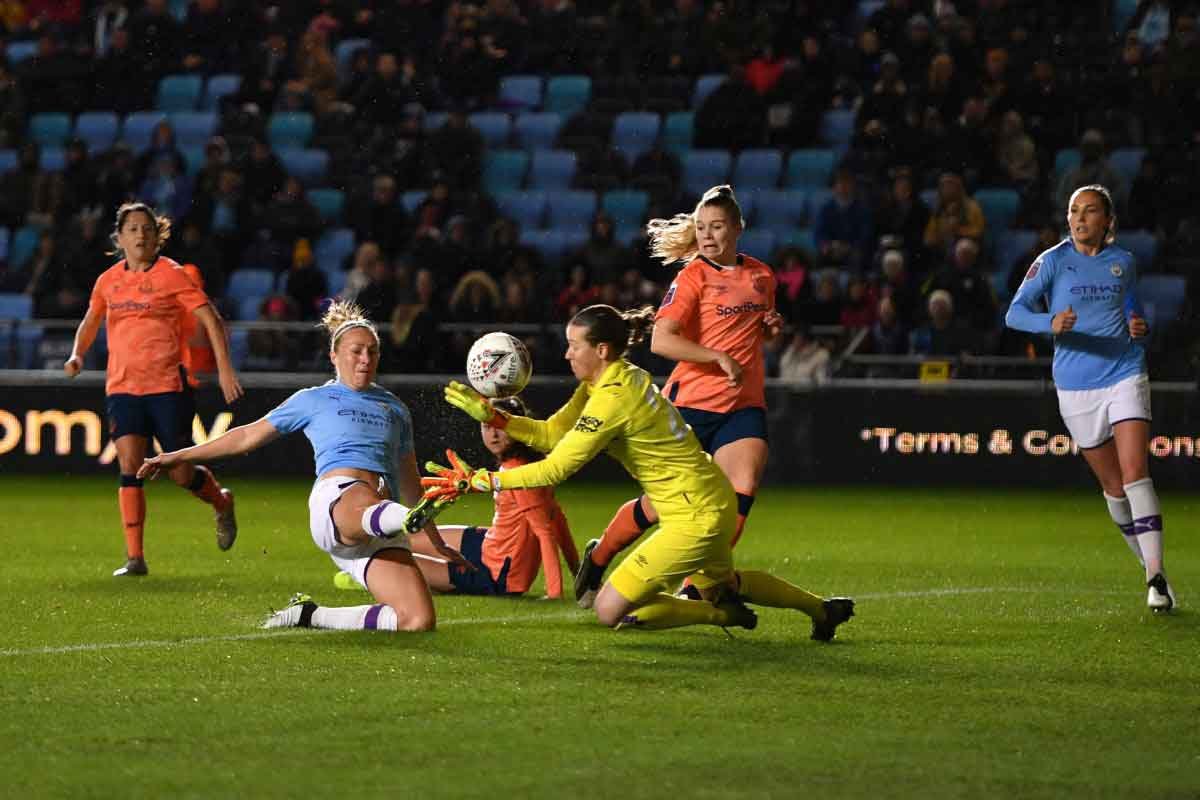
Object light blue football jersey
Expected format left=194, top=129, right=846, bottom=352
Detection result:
left=1005, top=239, right=1146, bottom=390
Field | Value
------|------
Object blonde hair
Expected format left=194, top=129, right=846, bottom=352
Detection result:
left=320, top=299, right=379, bottom=350
left=646, top=185, right=744, bottom=264
left=1068, top=184, right=1117, bottom=245
left=109, top=202, right=172, bottom=257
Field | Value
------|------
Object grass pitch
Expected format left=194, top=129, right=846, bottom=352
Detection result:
left=1, top=476, right=1197, bottom=799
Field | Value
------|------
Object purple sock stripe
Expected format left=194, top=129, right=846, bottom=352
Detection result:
left=369, top=502, right=392, bottom=536
left=1118, top=522, right=1137, bottom=537
left=1132, top=515, right=1163, bottom=534
left=363, top=604, right=384, bottom=630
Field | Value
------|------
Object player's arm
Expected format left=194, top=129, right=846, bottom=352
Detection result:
left=1005, top=256, right=1057, bottom=334
left=652, top=317, right=742, bottom=386
left=526, top=504, right=565, bottom=598
left=1123, top=259, right=1149, bottom=339
left=193, top=304, right=244, bottom=404
left=446, top=379, right=590, bottom=453
left=64, top=305, right=104, bottom=376
left=551, top=504, right=579, bottom=574
left=137, top=418, right=280, bottom=478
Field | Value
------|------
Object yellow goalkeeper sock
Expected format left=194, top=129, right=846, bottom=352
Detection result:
left=619, top=593, right=729, bottom=630
left=737, top=570, right=825, bottom=620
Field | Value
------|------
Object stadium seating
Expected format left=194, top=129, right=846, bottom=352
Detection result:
left=1108, top=147, right=1146, bottom=185
left=423, top=111, right=449, bottom=132
left=236, top=294, right=266, bottom=321
left=468, top=112, right=513, bottom=148
left=400, top=190, right=427, bottom=214
left=527, top=150, right=577, bottom=189
left=1053, top=148, right=1081, bottom=178
left=494, top=191, right=549, bottom=228
left=315, top=227, right=356, bottom=270
left=691, top=74, right=726, bottom=109
left=611, top=112, right=661, bottom=165
left=182, top=146, right=205, bottom=176
left=818, top=109, right=857, bottom=152
left=601, top=190, right=649, bottom=228
left=662, top=111, right=694, bottom=154
left=785, top=149, right=837, bottom=188
left=513, top=112, right=563, bottom=150
left=156, top=74, right=203, bottom=111
left=772, top=226, right=816, bottom=253
left=39, top=148, right=66, bottom=171
left=308, top=188, right=345, bottom=224
left=544, top=76, right=591, bottom=116
left=546, top=190, right=598, bottom=229
left=974, top=188, right=1021, bottom=233
left=73, top=112, right=120, bottom=152
left=519, top=229, right=568, bottom=263
left=0, top=293, right=32, bottom=319
left=0, top=149, right=17, bottom=172
left=738, top=229, right=777, bottom=261
left=121, top=112, right=169, bottom=151
left=268, top=112, right=315, bottom=149
left=169, top=112, right=218, bottom=147
left=1121, top=230, right=1159, bottom=269
left=28, top=113, right=71, bottom=147
left=276, top=148, right=329, bottom=185
left=10, top=226, right=44, bottom=269
left=807, top=189, right=833, bottom=220
left=323, top=265, right=348, bottom=297
left=4, top=40, right=37, bottom=64
left=993, top=230, right=1038, bottom=275
left=498, top=75, right=543, bottom=111
left=681, top=149, right=732, bottom=197
left=226, top=269, right=275, bottom=300
left=482, top=150, right=530, bottom=193
left=753, top=189, right=807, bottom=227
left=1138, top=274, right=1186, bottom=326
left=0, top=227, right=8, bottom=262
left=732, top=149, right=784, bottom=190
left=201, top=74, right=242, bottom=110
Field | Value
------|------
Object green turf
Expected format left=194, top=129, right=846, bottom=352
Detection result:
left=1, top=476, right=1197, bottom=799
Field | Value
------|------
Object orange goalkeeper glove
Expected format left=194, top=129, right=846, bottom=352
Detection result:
left=420, top=449, right=496, bottom=502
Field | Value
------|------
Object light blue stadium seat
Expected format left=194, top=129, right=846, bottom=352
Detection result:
left=1053, top=148, right=1081, bottom=178
left=544, top=75, right=591, bottom=116
left=39, top=148, right=66, bottom=171
left=547, top=190, right=597, bottom=229
left=308, top=188, right=345, bottom=224
left=601, top=190, right=649, bottom=228
left=974, top=188, right=1021, bottom=233
left=236, top=294, right=266, bottom=321
left=156, top=74, right=203, bottom=111
left=1113, top=0, right=1139, bottom=33
left=1109, top=147, right=1146, bottom=185
left=994, top=230, right=1038, bottom=274
left=400, top=190, right=427, bottom=214
left=277, top=148, right=329, bottom=185
left=772, top=226, right=816, bottom=253
left=519, top=229, right=568, bottom=263
left=739, top=229, right=777, bottom=261
left=467, top=112, right=512, bottom=148
left=483, top=150, right=530, bottom=193
left=692, top=74, right=726, bottom=109
left=785, top=148, right=837, bottom=188
left=322, top=265, right=348, bottom=297
left=202, top=74, right=242, bottom=110
left=1138, top=274, right=1186, bottom=325
left=498, top=75, right=543, bottom=110
left=527, top=149, right=577, bottom=189
left=121, top=112, right=169, bottom=152
left=9, top=227, right=42, bottom=269
left=182, top=146, right=205, bottom=176
left=0, top=292, right=34, bottom=319
left=74, top=112, right=120, bottom=152
left=0, top=228, right=8, bottom=261
left=5, top=40, right=38, bottom=65
left=818, top=109, right=857, bottom=152
left=681, top=149, right=732, bottom=197
left=315, top=228, right=356, bottom=270
left=736, top=191, right=757, bottom=222
left=28, top=113, right=71, bottom=147
left=169, top=111, right=218, bottom=147
left=514, top=112, right=564, bottom=150
left=612, top=112, right=661, bottom=165
left=0, top=149, right=17, bottom=173
left=663, top=112, right=694, bottom=154
left=1121, top=230, right=1159, bottom=269
left=268, top=112, right=315, bottom=148
left=14, top=324, right=43, bottom=368
left=494, top=191, right=549, bottom=228
left=753, top=189, right=807, bottom=227
left=732, top=149, right=783, bottom=190
left=227, top=269, right=275, bottom=298
left=228, top=328, right=249, bottom=369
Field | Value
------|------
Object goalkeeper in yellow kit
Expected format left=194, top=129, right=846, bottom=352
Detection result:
left=424, top=304, right=855, bottom=639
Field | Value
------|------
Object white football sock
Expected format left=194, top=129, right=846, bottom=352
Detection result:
left=1103, top=491, right=1143, bottom=566
left=361, top=501, right=412, bottom=539
left=1123, top=478, right=1163, bottom=579
left=311, top=604, right=397, bottom=631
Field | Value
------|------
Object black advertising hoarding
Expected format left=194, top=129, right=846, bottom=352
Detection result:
left=1, top=376, right=1197, bottom=488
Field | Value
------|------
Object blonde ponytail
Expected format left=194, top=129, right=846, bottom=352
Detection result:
left=320, top=299, right=379, bottom=350
left=645, top=185, right=745, bottom=265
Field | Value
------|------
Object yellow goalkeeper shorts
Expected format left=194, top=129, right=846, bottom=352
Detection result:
left=607, top=504, right=737, bottom=605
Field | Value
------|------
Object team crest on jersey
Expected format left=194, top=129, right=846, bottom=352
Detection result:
left=751, top=273, right=769, bottom=295
left=139, top=280, right=154, bottom=293
left=1111, top=264, right=1123, bottom=277
left=661, top=284, right=677, bottom=307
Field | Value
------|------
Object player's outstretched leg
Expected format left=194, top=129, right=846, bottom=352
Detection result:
left=261, top=593, right=407, bottom=631
left=736, top=570, right=855, bottom=642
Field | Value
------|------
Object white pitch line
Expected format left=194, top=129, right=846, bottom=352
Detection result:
left=0, top=586, right=1120, bottom=659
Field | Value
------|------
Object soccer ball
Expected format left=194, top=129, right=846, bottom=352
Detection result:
left=466, top=332, right=532, bottom=398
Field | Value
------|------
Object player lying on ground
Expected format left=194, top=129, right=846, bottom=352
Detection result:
left=424, top=303, right=855, bottom=640
left=1006, top=183, right=1175, bottom=612
left=334, top=395, right=580, bottom=598
left=140, top=301, right=470, bottom=632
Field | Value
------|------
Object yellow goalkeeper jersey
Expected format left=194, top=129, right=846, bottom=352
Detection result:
left=498, top=359, right=735, bottom=520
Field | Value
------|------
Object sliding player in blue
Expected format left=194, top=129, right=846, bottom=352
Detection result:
left=1006, top=184, right=1175, bottom=612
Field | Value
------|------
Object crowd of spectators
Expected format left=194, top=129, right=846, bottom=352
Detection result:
left=2, top=0, right=1199, bottom=378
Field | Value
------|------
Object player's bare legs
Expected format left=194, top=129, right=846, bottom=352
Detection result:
left=712, top=437, right=769, bottom=546
left=408, top=527, right=467, bottom=592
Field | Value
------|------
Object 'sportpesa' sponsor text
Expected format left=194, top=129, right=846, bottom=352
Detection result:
left=715, top=301, right=769, bottom=317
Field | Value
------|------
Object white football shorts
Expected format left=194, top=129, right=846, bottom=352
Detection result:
left=1056, top=372, right=1151, bottom=449
left=307, top=476, right=411, bottom=589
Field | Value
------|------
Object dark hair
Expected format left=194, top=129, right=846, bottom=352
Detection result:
left=568, top=304, right=656, bottom=357
left=108, top=202, right=171, bottom=257
left=489, top=396, right=542, bottom=465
